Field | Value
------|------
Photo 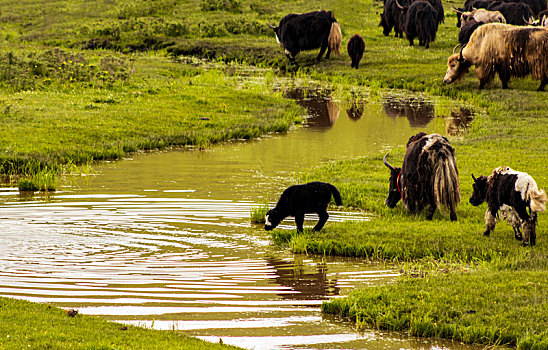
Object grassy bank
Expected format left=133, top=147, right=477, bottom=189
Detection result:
left=0, top=297, right=240, bottom=350
left=1, top=0, right=547, bottom=348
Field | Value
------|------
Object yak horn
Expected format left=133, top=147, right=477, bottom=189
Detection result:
left=452, top=6, right=463, bottom=14
left=472, top=173, right=477, bottom=181
left=383, top=152, right=395, bottom=171
left=453, top=44, right=462, bottom=54
left=395, top=0, right=405, bottom=10
left=523, top=16, right=535, bottom=25
left=458, top=44, right=466, bottom=62
left=268, top=23, right=277, bottom=30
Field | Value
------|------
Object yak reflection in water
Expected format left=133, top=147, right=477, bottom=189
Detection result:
left=383, top=96, right=435, bottom=128
left=284, top=88, right=340, bottom=127
left=266, top=256, right=340, bottom=300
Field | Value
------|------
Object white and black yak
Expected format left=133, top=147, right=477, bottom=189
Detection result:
left=383, top=132, right=461, bottom=221
left=347, top=34, right=366, bottom=69
left=444, top=23, right=548, bottom=91
left=470, top=166, right=547, bottom=246
left=269, top=11, right=342, bottom=64
left=264, top=181, right=342, bottom=232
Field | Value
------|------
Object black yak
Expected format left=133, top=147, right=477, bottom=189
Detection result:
left=487, top=1, right=535, bottom=25
left=379, top=0, right=413, bottom=37
left=347, top=34, right=366, bottom=68
left=384, top=133, right=460, bottom=221
left=269, top=11, right=342, bottom=64
left=470, top=166, right=547, bottom=245
left=397, top=0, right=440, bottom=48
left=443, top=23, right=548, bottom=91
left=264, top=182, right=342, bottom=232
left=458, top=18, right=485, bottom=44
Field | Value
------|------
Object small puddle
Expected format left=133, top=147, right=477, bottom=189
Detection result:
left=0, top=87, right=480, bottom=349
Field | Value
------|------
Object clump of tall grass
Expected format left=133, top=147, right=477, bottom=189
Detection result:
left=18, top=169, right=56, bottom=192
left=250, top=201, right=269, bottom=223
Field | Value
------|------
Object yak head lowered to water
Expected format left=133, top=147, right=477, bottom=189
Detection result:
left=383, top=152, right=403, bottom=208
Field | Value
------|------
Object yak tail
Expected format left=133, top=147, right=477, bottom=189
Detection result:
left=433, top=151, right=461, bottom=213
left=528, top=188, right=547, bottom=213
left=328, top=22, right=342, bottom=56
left=327, top=183, right=343, bottom=206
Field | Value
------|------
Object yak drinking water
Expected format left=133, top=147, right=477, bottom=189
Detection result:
left=269, top=10, right=342, bottom=64
left=264, top=182, right=342, bottom=232
left=470, top=166, right=547, bottom=246
left=383, top=133, right=461, bottom=221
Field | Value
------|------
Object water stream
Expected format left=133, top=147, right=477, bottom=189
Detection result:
left=0, top=94, right=478, bottom=349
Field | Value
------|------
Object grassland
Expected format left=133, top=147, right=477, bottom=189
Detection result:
left=0, top=0, right=547, bottom=349
left=0, top=297, right=241, bottom=350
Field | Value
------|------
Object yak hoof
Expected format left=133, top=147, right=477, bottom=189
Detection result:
left=483, top=230, right=491, bottom=237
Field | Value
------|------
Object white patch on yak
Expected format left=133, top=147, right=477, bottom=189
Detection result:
left=275, top=34, right=281, bottom=46
left=284, top=49, right=291, bottom=55
left=265, top=215, right=272, bottom=226
left=422, top=134, right=442, bottom=151
left=494, top=166, right=537, bottom=201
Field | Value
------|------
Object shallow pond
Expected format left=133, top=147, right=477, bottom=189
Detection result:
left=0, top=94, right=478, bottom=349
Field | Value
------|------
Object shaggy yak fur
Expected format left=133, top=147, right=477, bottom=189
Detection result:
left=470, top=166, right=547, bottom=246
left=347, top=34, right=366, bottom=69
left=264, top=182, right=342, bottom=232
left=402, top=0, right=439, bottom=48
left=270, top=11, right=342, bottom=64
left=384, top=132, right=461, bottom=221
left=379, top=0, right=413, bottom=37
left=444, top=23, right=548, bottom=91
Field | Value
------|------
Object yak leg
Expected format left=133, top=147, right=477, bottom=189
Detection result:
left=483, top=209, right=497, bottom=236
left=294, top=213, right=305, bottom=233
left=285, top=51, right=296, bottom=65
left=426, top=205, right=436, bottom=220
left=538, top=77, right=547, bottom=92
left=522, top=213, right=538, bottom=246
left=498, top=70, right=510, bottom=89
left=450, top=204, right=457, bottom=221
left=317, top=43, right=328, bottom=61
left=313, top=210, right=329, bottom=231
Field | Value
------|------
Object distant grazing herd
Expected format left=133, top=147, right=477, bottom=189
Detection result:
left=269, top=0, right=548, bottom=90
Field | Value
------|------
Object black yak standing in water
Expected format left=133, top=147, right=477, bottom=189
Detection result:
left=384, top=133, right=460, bottom=221
left=347, top=34, right=366, bottom=68
left=264, top=182, right=342, bottom=232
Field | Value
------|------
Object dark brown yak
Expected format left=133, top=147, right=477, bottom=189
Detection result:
left=384, top=133, right=461, bottom=221
left=443, top=23, right=548, bottom=91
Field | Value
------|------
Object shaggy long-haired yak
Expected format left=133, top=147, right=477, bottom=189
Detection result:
left=444, top=23, right=548, bottom=91
left=383, top=133, right=461, bottom=221
left=264, top=182, right=342, bottom=232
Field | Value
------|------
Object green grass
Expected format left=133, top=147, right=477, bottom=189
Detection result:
left=250, top=201, right=269, bottom=223
left=0, top=297, right=241, bottom=350
left=1, top=0, right=548, bottom=348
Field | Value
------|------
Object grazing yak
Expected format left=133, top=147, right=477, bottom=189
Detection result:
left=456, top=8, right=506, bottom=26
left=380, top=0, right=413, bottom=37
left=443, top=23, right=548, bottom=91
left=270, top=11, right=342, bottom=64
left=383, top=133, right=460, bottom=221
left=264, top=182, right=342, bottom=232
left=470, top=167, right=547, bottom=246
left=396, top=0, right=440, bottom=48
left=347, top=34, right=366, bottom=68
left=487, top=2, right=535, bottom=25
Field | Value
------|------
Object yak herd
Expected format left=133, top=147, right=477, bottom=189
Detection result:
left=266, top=133, right=547, bottom=246
left=266, top=4, right=547, bottom=244
left=270, top=0, right=548, bottom=90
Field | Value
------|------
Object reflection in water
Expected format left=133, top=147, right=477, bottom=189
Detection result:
left=284, top=88, right=340, bottom=127
left=383, top=96, right=435, bottom=127
left=265, top=256, right=340, bottom=300
left=346, top=100, right=365, bottom=121
left=0, top=95, right=480, bottom=349
left=446, top=107, right=475, bottom=136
